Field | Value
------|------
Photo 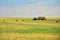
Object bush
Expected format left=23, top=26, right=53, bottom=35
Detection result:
left=33, top=17, right=37, bottom=20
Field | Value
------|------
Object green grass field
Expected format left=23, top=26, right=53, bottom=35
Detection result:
left=0, top=18, right=60, bottom=40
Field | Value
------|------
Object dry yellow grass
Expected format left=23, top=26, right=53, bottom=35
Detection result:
left=0, top=33, right=60, bottom=40
left=0, top=18, right=60, bottom=40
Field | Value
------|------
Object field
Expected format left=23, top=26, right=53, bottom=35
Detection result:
left=0, top=18, right=60, bottom=40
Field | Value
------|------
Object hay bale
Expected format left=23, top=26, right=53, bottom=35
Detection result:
left=56, top=21, right=59, bottom=23
left=16, top=20, right=18, bottom=22
left=22, top=20, right=24, bottom=21
left=3, top=19, right=5, bottom=22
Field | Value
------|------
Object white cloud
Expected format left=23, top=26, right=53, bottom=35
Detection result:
left=0, top=2, right=60, bottom=17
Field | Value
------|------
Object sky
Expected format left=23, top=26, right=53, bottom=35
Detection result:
left=0, top=0, right=60, bottom=17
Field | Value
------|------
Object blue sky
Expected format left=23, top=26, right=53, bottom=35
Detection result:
left=0, top=0, right=59, bottom=7
left=0, top=0, right=60, bottom=17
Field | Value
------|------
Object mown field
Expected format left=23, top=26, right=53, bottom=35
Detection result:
left=0, top=18, right=60, bottom=40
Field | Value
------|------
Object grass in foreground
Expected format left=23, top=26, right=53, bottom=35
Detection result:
left=0, top=18, right=60, bottom=40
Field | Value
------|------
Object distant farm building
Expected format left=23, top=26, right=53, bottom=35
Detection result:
left=33, top=16, right=46, bottom=20
left=37, top=17, right=46, bottom=20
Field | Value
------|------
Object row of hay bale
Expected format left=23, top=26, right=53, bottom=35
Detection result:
left=0, top=17, right=60, bottom=23
left=2, top=19, right=24, bottom=22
